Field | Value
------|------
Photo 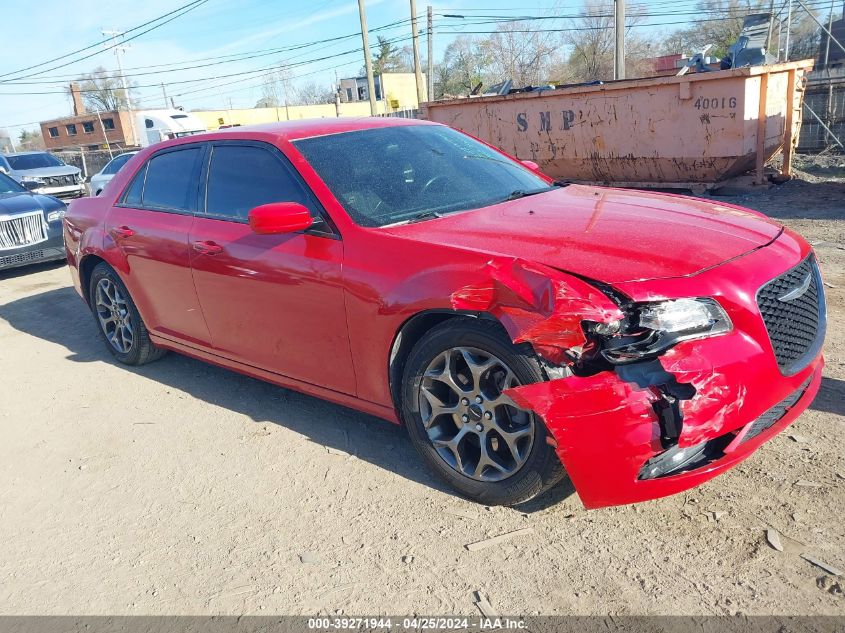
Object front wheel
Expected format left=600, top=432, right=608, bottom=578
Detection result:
left=89, top=262, right=166, bottom=365
left=401, top=318, right=566, bottom=506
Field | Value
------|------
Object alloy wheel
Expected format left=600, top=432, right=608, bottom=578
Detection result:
left=95, top=278, right=134, bottom=354
left=419, top=346, right=535, bottom=482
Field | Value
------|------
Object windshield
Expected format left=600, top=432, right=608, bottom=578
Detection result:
left=6, top=153, right=65, bottom=170
left=0, top=172, right=26, bottom=194
left=293, top=125, right=551, bottom=227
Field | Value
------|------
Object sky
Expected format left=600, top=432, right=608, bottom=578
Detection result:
left=0, top=0, right=736, bottom=139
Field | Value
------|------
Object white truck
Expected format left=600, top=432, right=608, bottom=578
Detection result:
left=135, top=109, right=207, bottom=147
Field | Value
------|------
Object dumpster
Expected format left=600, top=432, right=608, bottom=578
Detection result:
left=422, top=61, right=814, bottom=190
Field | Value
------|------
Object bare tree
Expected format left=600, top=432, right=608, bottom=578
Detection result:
left=18, top=129, right=45, bottom=151
left=435, top=37, right=491, bottom=97
left=563, top=1, right=654, bottom=82
left=482, top=21, right=563, bottom=87
left=289, top=81, right=335, bottom=105
left=663, top=0, right=770, bottom=59
left=74, top=66, right=135, bottom=112
left=256, top=68, right=292, bottom=108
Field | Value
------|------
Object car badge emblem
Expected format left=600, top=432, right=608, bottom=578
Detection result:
left=778, top=273, right=812, bottom=302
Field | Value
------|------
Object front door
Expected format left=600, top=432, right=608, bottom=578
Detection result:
left=105, top=144, right=212, bottom=347
left=189, top=142, right=356, bottom=395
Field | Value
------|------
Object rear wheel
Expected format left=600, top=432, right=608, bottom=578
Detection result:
left=401, top=318, right=566, bottom=506
left=89, top=262, right=166, bottom=365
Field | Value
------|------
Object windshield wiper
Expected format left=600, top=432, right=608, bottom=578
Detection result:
left=504, top=187, right=554, bottom=201
left=405, top=210, right=443, bottom=224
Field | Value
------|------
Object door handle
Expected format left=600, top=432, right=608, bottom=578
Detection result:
left=193, top=240, right=224, bottom=255
left=111, top=225, right=135, bottom=239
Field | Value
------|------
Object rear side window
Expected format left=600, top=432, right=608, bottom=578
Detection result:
left=142, top=147, right=201, bottom=212
left=204, top=145, right=315, bottom=221
left=122, top=164, right=146, bottom=206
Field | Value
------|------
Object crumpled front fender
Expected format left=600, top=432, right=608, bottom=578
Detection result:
left=450, top=258, right=623, bottom=364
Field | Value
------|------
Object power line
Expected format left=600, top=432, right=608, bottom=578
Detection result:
left=0, top=0, right=212, bottom=83
left=0, top=16, right=419, bottom=86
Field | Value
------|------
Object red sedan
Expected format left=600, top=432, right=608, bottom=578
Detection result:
left=64, top=118, right=826, bottom=509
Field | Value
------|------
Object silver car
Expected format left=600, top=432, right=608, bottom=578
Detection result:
left=88, top=151, right=137, bottom=196
left=0, top=151, right=85, bottom=199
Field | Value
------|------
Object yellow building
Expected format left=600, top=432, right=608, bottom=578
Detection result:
left=193, top=72, right=424, bottom=130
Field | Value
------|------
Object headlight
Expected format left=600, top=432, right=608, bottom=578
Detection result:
left=47, top=209, right=66, bottom=223
left=596, top=298, right=732, bottom=364
left=638, top=298, right=731, bottom=337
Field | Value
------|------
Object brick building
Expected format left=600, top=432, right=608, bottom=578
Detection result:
left=39, top=83, right=138, bottom=151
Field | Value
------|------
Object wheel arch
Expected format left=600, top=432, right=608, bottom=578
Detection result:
left=387, top=309, right=509, bottom=415
left=78, top=254, right=109, bottom=306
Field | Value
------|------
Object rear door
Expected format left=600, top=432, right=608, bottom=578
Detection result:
left=105, top=144, right=212, bottom=347
left=189, top=141, right=355, bottom=394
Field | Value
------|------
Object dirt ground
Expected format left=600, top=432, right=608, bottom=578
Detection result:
left=0, top=162, right=843, bottom=616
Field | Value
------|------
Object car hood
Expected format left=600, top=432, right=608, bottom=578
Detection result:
left=0, top=191, right=65, bottom=217
left=381, top=185, right=783, bottom=284
left=12, top=165, right=80, bottom=178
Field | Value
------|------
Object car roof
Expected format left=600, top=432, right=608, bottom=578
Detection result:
left=156, top=117, right=439, bottom=149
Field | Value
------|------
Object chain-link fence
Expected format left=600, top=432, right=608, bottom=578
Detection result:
left=52, top=150, right=118, bottom=181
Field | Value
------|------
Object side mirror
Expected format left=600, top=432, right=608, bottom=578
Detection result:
left=521, top=159, right=541, bottom=173
left=0, top=166, right=8, bottom=174
left=248, top=202, right=313, bottom=235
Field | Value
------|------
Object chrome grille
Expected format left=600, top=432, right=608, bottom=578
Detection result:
left=757, top=256, right=826, bottom=375
left=0, top=211, right=48, bottom=250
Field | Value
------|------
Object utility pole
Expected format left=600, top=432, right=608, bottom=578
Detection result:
left=103, top=29, right=139, bottom=147
left=614, top=0, right=625, bottom=80
left=357, top=0, right=378, bottom=116
left=161, top=83, right=169, bottom=109
left=95, top=110, right=114, bottom=160
left=410, top=0, right=426, bottom=103
left=784, top=0, right=793, bottom=61
left=427, top=6, right=434, bottom=101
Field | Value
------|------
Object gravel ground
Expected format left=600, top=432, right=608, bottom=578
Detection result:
left=0, top=172, right=843, bottom=616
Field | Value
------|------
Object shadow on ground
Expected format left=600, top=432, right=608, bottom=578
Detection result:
left=714, top=179, right=845, bottom=222
left=811, top=377, right=845, bottom=417
left=0, top=286, right=572, bottom=512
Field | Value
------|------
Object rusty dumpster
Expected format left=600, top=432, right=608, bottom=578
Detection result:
left=422, top=61, right=814, bottom=190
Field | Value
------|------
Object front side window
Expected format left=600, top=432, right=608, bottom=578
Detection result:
left=140, top=148, right=201, bottom=211
left=293, top=125, right=550, bottom=227
left=204, top=145, right=316, bottom=221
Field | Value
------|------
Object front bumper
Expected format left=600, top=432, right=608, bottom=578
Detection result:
left=31, top=184, right=86, bottom=199
left=504, top=230, right=825, bottom=509
left=0, top=231, right=65, bottom=271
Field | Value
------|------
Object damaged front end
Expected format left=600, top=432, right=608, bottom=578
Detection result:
left=451, top=248, right=825, bottom=509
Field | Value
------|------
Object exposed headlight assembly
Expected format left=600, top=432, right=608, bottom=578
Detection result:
left=596, top=298, right=732, bottom=364
left=638, top=298, right=731, bottom=337
left=46, top=209, right=66, bottom=223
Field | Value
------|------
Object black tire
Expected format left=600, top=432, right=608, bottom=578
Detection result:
left=401, top=317, right=566, bottom=506
left=88, top=262, right=167, bottom=365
